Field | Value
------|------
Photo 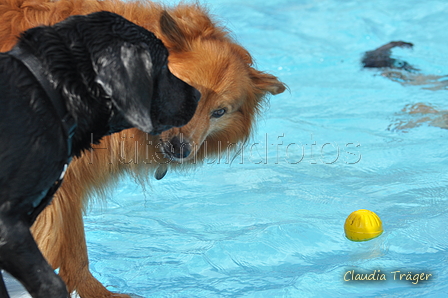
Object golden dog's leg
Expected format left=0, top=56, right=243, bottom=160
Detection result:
left=59, top=206, right=131, bottom=298
left=32, top=189, right=131, bottom=298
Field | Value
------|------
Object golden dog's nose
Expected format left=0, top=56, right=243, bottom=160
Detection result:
left=163, top=135, right=192, bottom=160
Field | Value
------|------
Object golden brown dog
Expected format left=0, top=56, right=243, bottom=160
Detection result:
left=0, top=0, right=286, bottom=297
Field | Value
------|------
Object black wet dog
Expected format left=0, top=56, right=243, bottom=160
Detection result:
left=361, top=41, right=448, bottom=90
left=361, top=41, right=417, bottom=71
left=0, top=11, right=199, bottom=298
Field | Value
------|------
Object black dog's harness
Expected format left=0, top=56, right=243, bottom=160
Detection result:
left=9, top=45, right=77, bottom=223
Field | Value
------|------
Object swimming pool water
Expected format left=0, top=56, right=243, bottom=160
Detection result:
left=7, top=0, right=448, bottom=297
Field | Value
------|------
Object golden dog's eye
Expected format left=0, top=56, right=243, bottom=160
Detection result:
left=211, top=108, right=227, bottom=118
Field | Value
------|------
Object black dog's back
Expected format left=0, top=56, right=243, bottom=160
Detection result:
left=0, top=53, right=67, bottom=206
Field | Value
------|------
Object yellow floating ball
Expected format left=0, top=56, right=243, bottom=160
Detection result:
left=344, top=209, right=383, bottom=241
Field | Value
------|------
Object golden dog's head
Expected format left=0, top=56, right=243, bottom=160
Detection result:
left=153, top=6, right=286, bottom=166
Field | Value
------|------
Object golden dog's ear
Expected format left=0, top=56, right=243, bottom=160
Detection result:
left=95, top=42, right=154, bottom=133
left=250, top=68, right=287, bottom=95
left=160, top=10, right=190, bottom=51
left=160, top=6, right=224, bottom=51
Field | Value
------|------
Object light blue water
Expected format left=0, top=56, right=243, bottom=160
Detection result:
left=7, top=0, right=448, bottom=297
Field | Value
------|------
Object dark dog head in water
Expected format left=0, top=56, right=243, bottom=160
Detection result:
left=362, top=41, right=448, bottom=90
left=363, top=42, right=448, bottom=132
left=362, top=41, right=418, bottom=72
